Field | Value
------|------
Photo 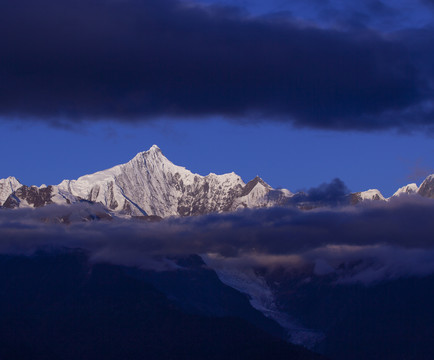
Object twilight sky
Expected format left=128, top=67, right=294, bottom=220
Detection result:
left=1, top=0, right=434, bottom=196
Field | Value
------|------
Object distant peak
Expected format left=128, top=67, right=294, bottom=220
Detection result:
left=357, top=189, right=385, bottom=201
left=240, top=176, right=272, bottom=197
left=422, top=174, right=434, bottom=183
left=392, top=183, right=418, bottom=197
left=2, top=176, right=21, bottom=185
left=252, top=176, right=270, bottom=187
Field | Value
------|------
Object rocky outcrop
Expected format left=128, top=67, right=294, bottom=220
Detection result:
left=3, top=185, right=76, bottom=209
left=3, top=185, right=55, bottom=208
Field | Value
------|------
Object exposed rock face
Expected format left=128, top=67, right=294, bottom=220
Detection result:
left=3, top=185, right=74, bottom=209
left=3, top=185, right=55, bottom=208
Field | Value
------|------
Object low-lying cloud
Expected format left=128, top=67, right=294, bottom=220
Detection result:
left=1, top=196, right=434, bottom=283
left=288, top=178, right=351, bottom=207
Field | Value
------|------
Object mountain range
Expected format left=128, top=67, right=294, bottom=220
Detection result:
left=0, top=144, right=432, bottom=217
left=2, top=145, right=434, bottom=360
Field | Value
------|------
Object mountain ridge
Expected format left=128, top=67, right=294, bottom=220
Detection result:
left=0, top=145, right=293, bottom=217
left=1, top=145, right=434, bottom=216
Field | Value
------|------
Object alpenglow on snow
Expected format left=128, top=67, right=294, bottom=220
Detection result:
left=0, top=145, right=292, bottom=217
left=2, top=145, right=434, bottom=216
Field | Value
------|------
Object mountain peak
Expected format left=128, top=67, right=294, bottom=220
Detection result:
left=130, top=145, right=165, bottom=164
left=149, top=144, right=160, bottom=151
left=144, top=144, right=163, bottom=155
left=239, top=176, right=272, bottom=197
left=136, top=144, right=164, bottom=159
left=0, top=176, right=23, bottom=206
left=418, top=174, right=434, bottom=198
left=1, top=176, right=21, bottom=184
left=392, top=183, right=418, bottom=197
left=2, top=147, right=294, bottom=217
left=350, top=188, right=385, bottom=204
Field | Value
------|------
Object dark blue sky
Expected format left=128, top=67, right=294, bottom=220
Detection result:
left=1, top=0, right=434, bottom=196
left=2, top=118, right=433, bottom=197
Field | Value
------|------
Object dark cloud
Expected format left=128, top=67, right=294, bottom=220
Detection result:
left=289, top=178, right=350, bottom=206
left=1, top=196, right=434, bottom=283
left=313, top=0, right=401, bottom=30
left=0, top=0, right=431, bottom=131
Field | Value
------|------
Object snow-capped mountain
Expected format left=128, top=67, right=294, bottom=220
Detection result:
left=352, top=182, right=425, bottom=203
left=351, top=189, right=386, bottom=204
left=1, top=145, right=293, bottom=217
left=2, top=145, right=434, bottom=215
left=392, top=183, right=419, bottom=197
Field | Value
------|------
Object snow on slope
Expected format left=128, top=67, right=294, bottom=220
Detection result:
left=0, top=177, right=22, bottom=206
left=351, top=188, right=386, bottom=204
left=231, top=177, right=272, bottom=209
left=417, top=175, right=434, bottom=198
left=5, top=148, right=434, bottom=216
left=392, top=183, right=418, bottom=197
left=359, top=189, right=385, bottom=201
left=231, top=176, right=292, bottom=210
left=56, top=145, right=292, bottom=217
left=202, top=253, right=323, bottom=348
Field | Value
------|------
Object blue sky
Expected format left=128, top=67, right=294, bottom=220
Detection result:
left=1, top=0, right=434, bottom=197
left=1, top=118, right=433, bottom=197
